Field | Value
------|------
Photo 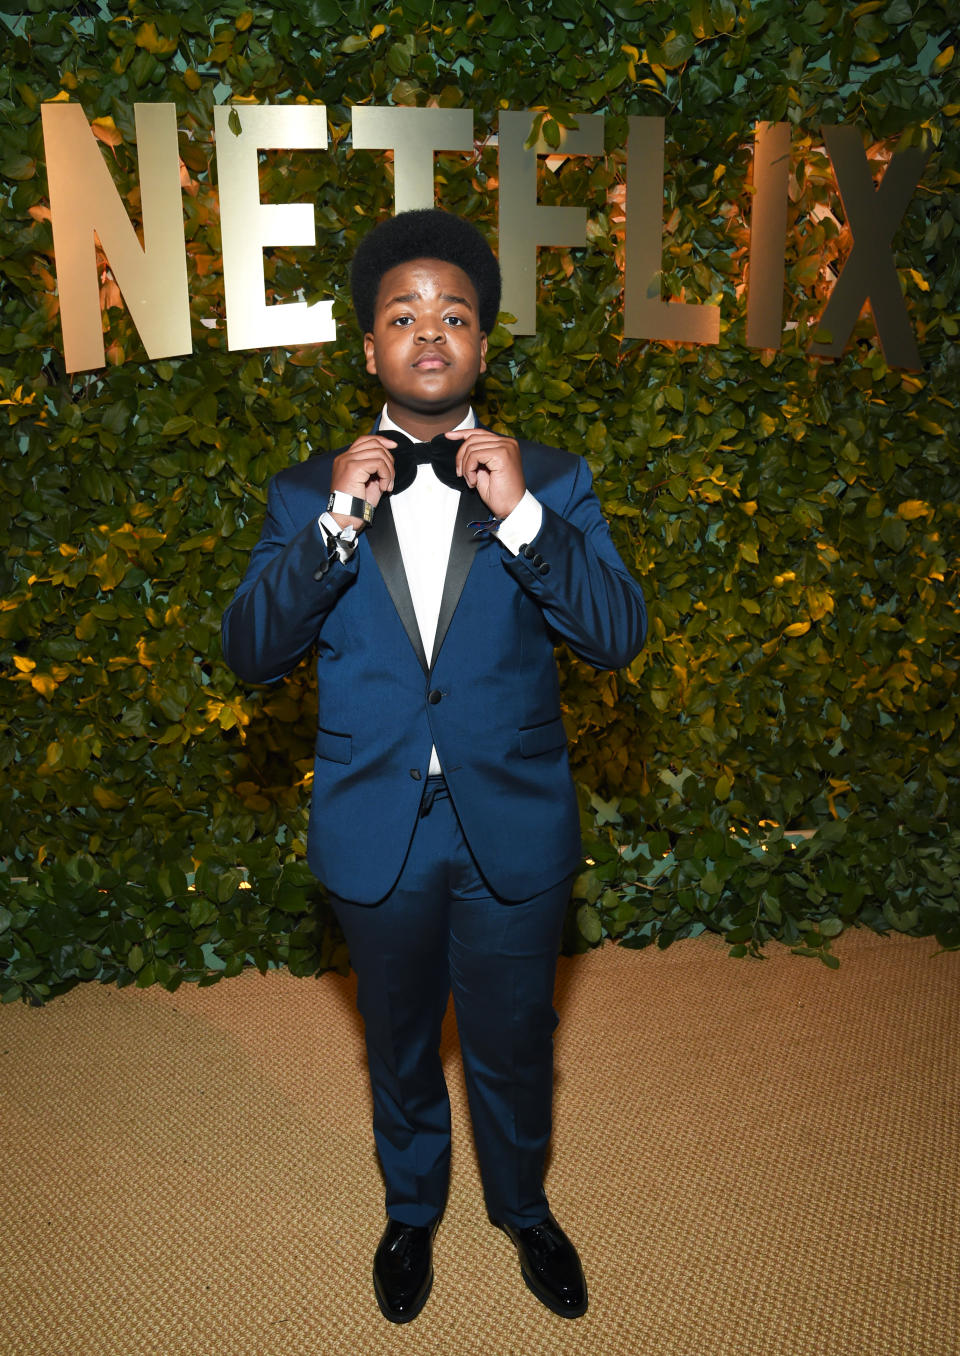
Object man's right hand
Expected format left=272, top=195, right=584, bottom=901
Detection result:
left=329, top=435, right=397, bottom=528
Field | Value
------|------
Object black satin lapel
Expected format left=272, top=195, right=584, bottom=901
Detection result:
left=430, top=492, right=482, bottom=670
left=366, top=497, right=429, bottom=674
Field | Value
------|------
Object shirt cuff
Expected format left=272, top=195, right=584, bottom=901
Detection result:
left=495, top=491, right=543, bottom=556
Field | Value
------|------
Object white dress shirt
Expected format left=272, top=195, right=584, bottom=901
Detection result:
left=325, top=407, right=544, bottom=775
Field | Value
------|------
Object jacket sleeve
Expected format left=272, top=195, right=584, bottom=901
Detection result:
left=221, top=473, right=358, bottom=685
left=502, top=455, right=647, bottom=671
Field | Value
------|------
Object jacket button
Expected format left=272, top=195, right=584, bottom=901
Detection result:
left=538, top=562, right=550, bottom=575
left=522, top=544, right=536, bottom=559
left=428, top=689, right=443, bottom=705
left=313, top=563, right=327, bottom=581
left=410, top=768, right=422, bottom=780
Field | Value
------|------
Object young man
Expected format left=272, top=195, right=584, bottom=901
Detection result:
left=221, top=210, right=646, bottom=1323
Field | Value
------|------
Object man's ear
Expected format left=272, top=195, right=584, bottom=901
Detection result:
left=479, top=332, right=488, bottom=375
left=363, top=333, right=377, bottom=375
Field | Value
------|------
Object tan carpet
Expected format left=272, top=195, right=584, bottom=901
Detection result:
left=1, top=929, right=957, bottom=1356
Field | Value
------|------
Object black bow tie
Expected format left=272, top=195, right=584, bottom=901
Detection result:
left=384, top=430, right=465, bottom=494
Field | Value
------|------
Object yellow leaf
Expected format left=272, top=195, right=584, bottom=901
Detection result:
left=183, top=67, right=201, bottom=91
left=741, top=501, right=758, bottom=516
left=371, top=22, right=386, bottom=38
left=14, top=655, right=36, bottom=672
left=783, top=621, right=811, bottom=638
left=236, top=10, right=253, bottom=30
left=897, top=499, right=930, bottom=520
left=933, top=44, right=954, bottom=72
left=91, top=115, right=123, bottom=148
left=136, top=20, right=178, bottom=56
left=0, top=384, right=37, bottom=406
left=93, top=786, right=127, bottom=810
left=31, top=673, right=58, bottom=698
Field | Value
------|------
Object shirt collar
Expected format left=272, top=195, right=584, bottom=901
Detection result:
left=378, top=405, right=476, bottom=443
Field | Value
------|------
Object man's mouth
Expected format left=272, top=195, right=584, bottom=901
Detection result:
left=413, top=354, right=449, bottom=368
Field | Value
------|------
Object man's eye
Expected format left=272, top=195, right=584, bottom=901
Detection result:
left=444, top=315, right=465, bottom=326
left=393, top=316, right=413, bottom=326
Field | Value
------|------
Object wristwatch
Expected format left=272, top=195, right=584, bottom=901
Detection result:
left=327, top=490, right=375, bottom=526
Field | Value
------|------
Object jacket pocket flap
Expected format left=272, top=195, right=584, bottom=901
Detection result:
left=315, top=728, right=352, bottom=764
left=519, top=717, right=566, bottom=758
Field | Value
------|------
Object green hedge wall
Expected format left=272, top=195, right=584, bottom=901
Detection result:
left=1, top=0, right=958, bottom=1003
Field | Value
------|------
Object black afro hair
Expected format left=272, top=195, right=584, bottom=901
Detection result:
left=350, top=208, right=502, bottom=336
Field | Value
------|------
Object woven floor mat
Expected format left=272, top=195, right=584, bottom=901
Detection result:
left=1, top=928, right=957, bottom=1355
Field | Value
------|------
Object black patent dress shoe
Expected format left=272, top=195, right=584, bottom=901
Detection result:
left=372, top=1216, right=439, bottom=1323
left=492, top=1210, right=588, bottom=1318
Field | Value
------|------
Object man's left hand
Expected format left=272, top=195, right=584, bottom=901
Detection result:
left=446, top=428, right=526, bottom=519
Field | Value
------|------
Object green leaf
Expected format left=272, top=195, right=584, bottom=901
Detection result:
left=690, top=0, right=713, bottom=39
left=0, top=153, right=36, bottom=181
left=710, top=0, right=738, bottom=34
left=386, top=43, right=411, bottom=75
left=660, top=31, right=696, bottom=67
left=302, top=0, right=343, bottom=24
left=576, top=904, right=603, bottom=944
left=879, top=517, right=908, bottom=551
left=724, top=924, right=755, bottom=943
left=161, top=415, right=196, bottom=436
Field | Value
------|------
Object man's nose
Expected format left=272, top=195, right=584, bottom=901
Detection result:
left=415, top=318, right=444, bottom=340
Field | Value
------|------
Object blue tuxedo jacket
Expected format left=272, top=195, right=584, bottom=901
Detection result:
left=221, top=435, right=647, bottom=904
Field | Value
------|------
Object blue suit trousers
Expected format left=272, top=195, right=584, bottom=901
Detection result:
left=329, top=781, right=571, bottom=1230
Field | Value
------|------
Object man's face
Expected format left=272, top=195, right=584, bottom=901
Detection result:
left=363, top=258, right=487, bottom=426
